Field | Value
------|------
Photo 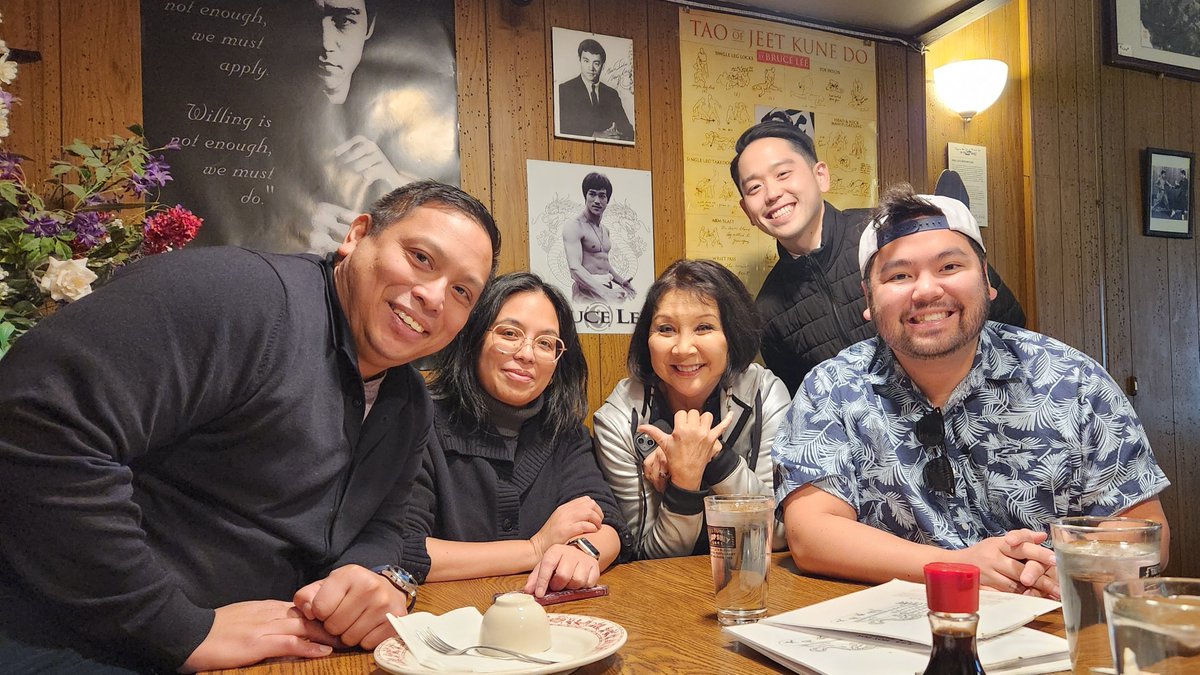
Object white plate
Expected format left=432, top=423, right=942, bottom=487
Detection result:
left=374, top=613, right=627, bottom=675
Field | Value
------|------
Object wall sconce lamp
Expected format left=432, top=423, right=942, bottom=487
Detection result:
left=932, top=59, right=1008, bottom=123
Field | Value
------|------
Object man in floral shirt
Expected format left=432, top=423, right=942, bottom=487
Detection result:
left=773, top=185, right=1170, bottom=597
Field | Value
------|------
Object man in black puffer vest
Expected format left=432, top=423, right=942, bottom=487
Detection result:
left=729, top=121, right=1025, bottom=395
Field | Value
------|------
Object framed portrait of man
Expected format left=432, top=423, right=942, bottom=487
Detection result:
left=552, top=27, right=635, bottom=146
left=526, top=159, right=654, bottom=334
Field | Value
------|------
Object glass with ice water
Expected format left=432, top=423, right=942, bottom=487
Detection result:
left=1104, top=578, right=1200, bottom=674
left=1050, top=516, right=1162, bottom=674
left=704, top=494, right=773, bottom=625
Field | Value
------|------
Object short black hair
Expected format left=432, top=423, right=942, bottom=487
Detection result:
left=577, top=38, right=606, bottom=62
left=427, top=272, right=587, bottom=441
left=367, top=180, right=501, bottom=277
left=862, top=183, right=986, bottom=285
left=626, top=259, right=761, bottom=390
left=729, top=121, right=820, bottom=195
left=581, top=172, right=613, bottom=200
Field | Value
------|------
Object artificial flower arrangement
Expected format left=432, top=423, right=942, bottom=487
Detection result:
left=0, top=15, right=202, bottom=357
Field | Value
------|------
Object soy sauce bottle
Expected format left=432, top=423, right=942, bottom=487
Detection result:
left=923, top=562, right=986, bottom=675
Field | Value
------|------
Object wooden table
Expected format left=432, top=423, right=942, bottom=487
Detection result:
left=207, top=553, right=1066, bottom=674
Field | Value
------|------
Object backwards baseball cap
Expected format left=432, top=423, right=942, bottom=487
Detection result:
left=858, top=194, right=984, bottom=277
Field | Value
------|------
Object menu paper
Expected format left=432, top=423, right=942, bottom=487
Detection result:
left=724, top=579, right=1069, bottom=674
left=726, top=622, right=1071, bottom=675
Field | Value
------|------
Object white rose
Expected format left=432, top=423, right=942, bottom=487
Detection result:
left=38, top=257, right=98, bottom=302
left=0, top=59, right=16, bottom=85
left=0, top=281, right=10, bottom=298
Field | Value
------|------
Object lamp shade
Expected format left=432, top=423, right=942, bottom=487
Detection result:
left=932, top=59, right=1008, bottom=122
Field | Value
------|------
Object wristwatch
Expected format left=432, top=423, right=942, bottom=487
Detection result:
left=372, top=564, right=418, bottom=611
left=566, top=536, right=600, bottom=560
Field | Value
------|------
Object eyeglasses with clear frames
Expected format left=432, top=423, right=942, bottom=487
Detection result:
left=489, top=324, right=566, bottom=363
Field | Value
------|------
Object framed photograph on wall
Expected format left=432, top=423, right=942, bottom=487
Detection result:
left=552, top=27, right=635, bottom=146
left=1145, top=148, right=1193, bottom=239
left=1104, top=1, right=1200, bottom=82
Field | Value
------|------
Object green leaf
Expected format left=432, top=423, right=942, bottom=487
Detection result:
left=128, top=123, right=145, bottom=137
left=65, top=140, right=96, bottom=158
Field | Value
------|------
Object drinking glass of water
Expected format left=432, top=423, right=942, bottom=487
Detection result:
left=704, top=494, right=773, bottom=625
left=1050, top=516, right=1162, bottom=674
left=1105, top=578, right=1200, bottom=674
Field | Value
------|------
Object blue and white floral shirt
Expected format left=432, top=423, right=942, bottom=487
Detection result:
left=772, top=322, right=1169, bottom=548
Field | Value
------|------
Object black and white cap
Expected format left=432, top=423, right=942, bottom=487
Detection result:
left=858, top=194, right=984, bottom=277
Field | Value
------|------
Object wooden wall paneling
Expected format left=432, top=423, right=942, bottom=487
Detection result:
left=984, top=0, right=1026, bottom=309
left=485, top=0, right=549, bottom=273
left=1097, top=64, right=1131, bottom=389
left=1017, top=0, right=1037, bottom=329
left=59, top=0, right=140, bottom=143
left=590, top=0, right=652, bottom=411
left=874, top=43, right=910, bottom=191
left=1071, top=0, right=1102, bottom=359
left=1027, top=0, right=1064, bottom=337
left=646, top=1, right=685, bottom=273
left=456, top=0, right=493, bottom=209
left=905, top=49, right=927, bottom=191
left=2, top=0, right=63, bottom=186
left=1051, top=0, right=1083, bottom=349
left=1164, top=78, right=1197, bottom=575
left=1121, top=70, right=1182, bottom=573
left=1178, top=85, right=1200, bottom=575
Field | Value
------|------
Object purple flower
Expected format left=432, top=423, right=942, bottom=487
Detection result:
left=0, top=90, right=13, bottom=109
left=128, top=154, right=173, bottom=195
left=164, top=138, right=182, bottom=151
left=0, top=150, right=21, bottom=180
left=68, top=209, right=106, bottom=248
left=22, top=213, right=60, bottom=237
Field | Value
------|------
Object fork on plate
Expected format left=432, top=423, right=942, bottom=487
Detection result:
left=414, top=627, right=557, bottom=665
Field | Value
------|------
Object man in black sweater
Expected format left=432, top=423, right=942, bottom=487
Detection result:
left=729, top=122, right=1025, bottom=394
left=0, top=181, right=499, bottom=672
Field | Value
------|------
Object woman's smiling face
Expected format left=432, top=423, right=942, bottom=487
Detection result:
left=647, top=289, right=728, bottom=412
left=477, top=290, right=561, bottom=407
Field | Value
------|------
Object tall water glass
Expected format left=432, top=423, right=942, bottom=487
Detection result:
left=704, top=494, right=773, bottom=625
left=1050, top=516, right=1162, bottom=674
left=1105, top=578, right=1200, bottom=674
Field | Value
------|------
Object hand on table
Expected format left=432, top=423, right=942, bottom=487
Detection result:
left=955, top=529, right=1059, bottom=599
left=180, top=600, right=337, bottom=672
left=522, top=543, right=601, bottom=597
left=293, top=563, right=412, bottom=650
left=637, top=410, right=733, bottom=491
left=529, top=496, right=602, bottom=558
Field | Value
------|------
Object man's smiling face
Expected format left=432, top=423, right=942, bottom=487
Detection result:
left=736, top=136, right=830, bottom=256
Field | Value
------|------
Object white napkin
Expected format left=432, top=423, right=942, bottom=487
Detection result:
left=386, top=608, right=571, bottom=672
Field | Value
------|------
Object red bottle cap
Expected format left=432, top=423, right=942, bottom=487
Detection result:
left=924, top=562, right=980, bottom=613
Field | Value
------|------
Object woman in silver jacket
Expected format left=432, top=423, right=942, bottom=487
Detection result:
left=593, top=259, right=790, bottom=559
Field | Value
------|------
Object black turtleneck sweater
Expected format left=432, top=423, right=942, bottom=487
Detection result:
left=400, top=395, right=632, bottom=582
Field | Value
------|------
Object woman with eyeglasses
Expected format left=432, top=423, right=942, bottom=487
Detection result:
left=593, top=259, right=790, bottom=559
left=401, top=273, right=629, bottom=596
